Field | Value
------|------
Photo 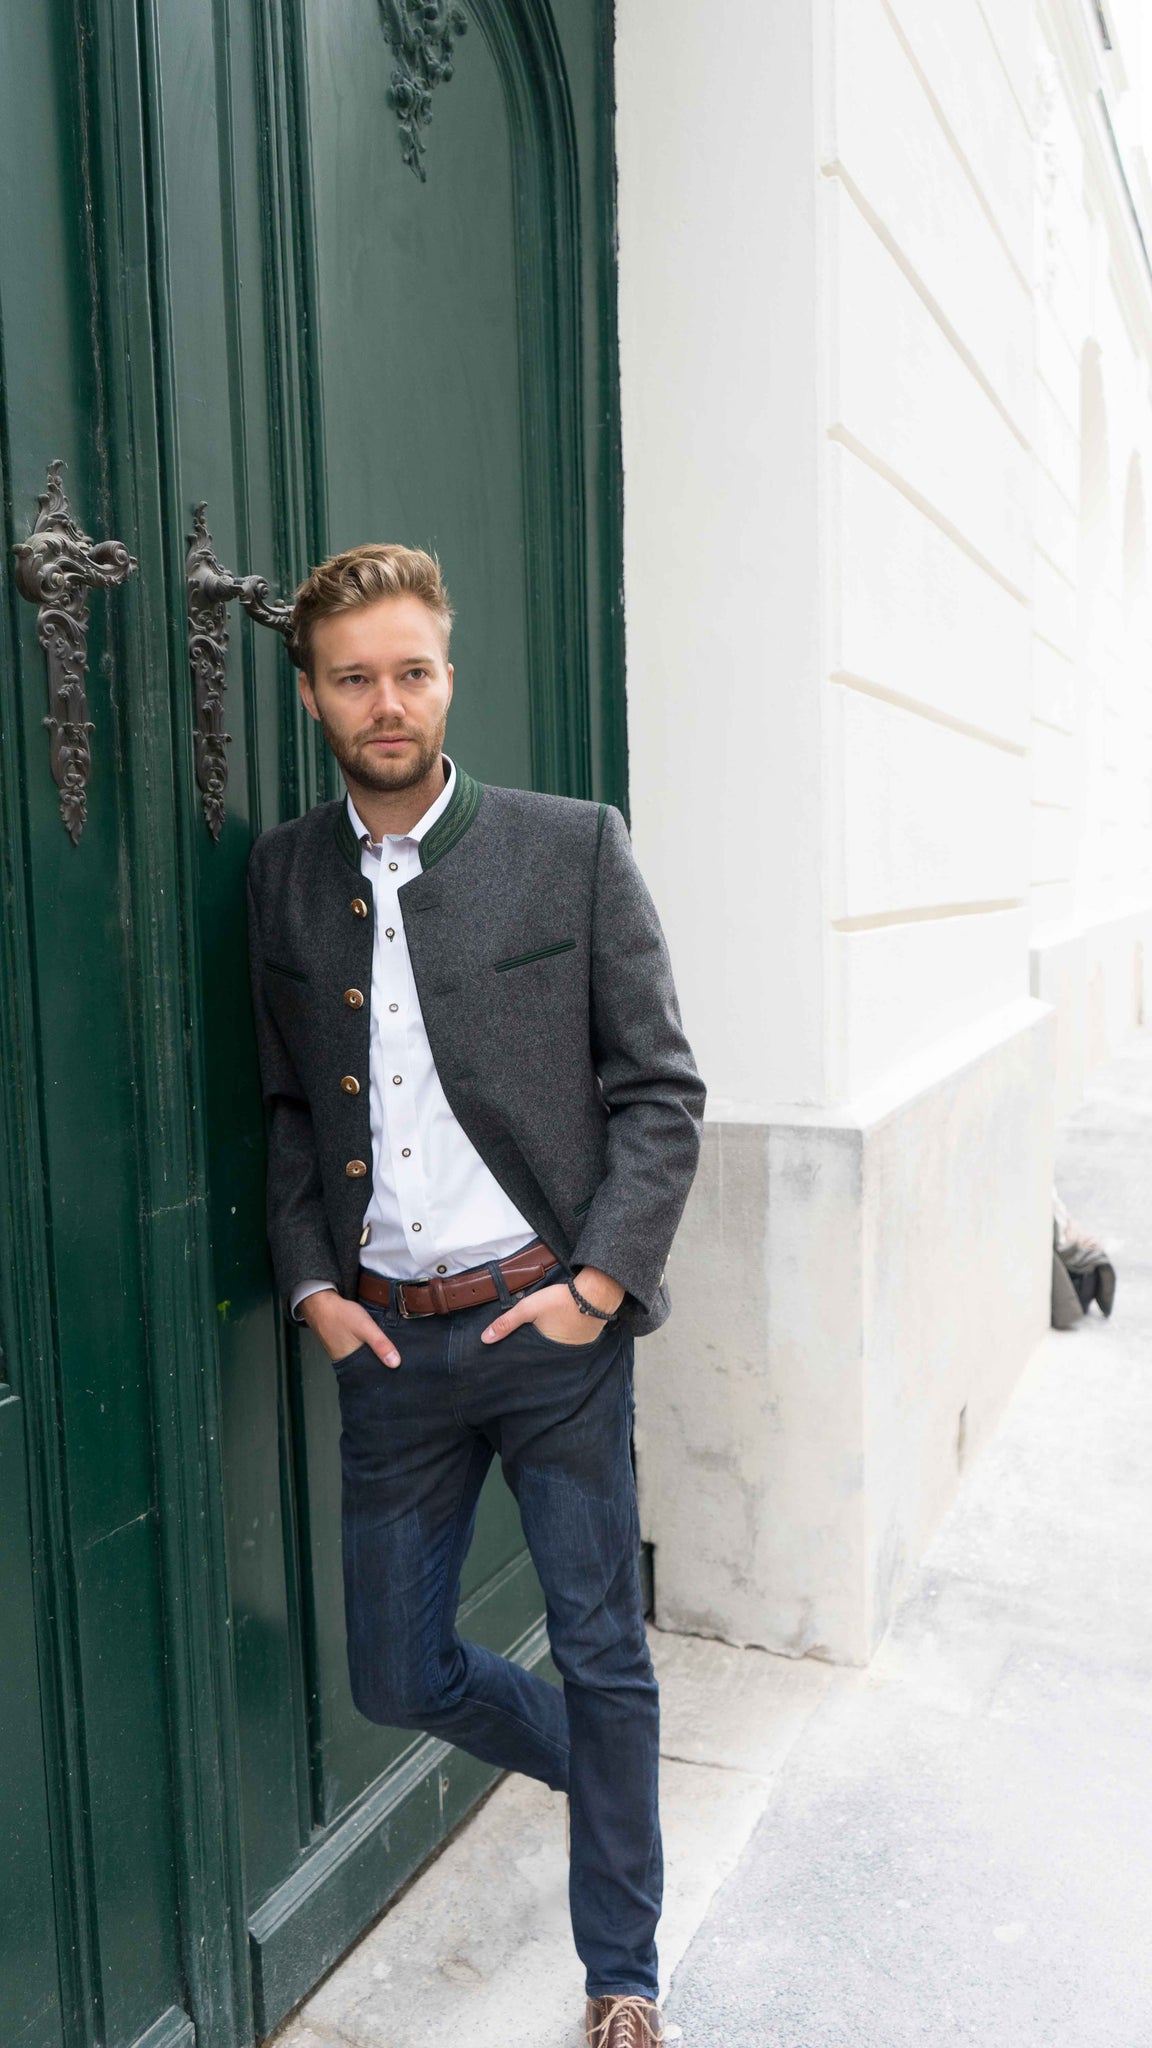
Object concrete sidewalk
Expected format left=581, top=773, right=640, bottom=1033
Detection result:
left=272, top=1031, right=1152, bottom=2048
left=272, top=1625, right=847, bottom=2047
left=666, top=1029, right=1152, bottom=2046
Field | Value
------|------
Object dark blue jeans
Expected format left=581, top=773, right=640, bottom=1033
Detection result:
left=332, top=1263, right=662, bottom=2000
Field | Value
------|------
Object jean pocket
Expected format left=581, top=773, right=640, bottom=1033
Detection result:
left=520, top=1317, right=608, bottom=1355
left=331, top=1339, right=372, bottom=1372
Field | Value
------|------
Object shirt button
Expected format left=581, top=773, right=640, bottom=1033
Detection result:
left=340, top=1075, right=360, bottom=1095
left=389, top=1002, right=399, bottom=1012
left=411, top=1221, right=422, bottom=1232
left=401, top=1147, right=412, bottom=1158
left=436, top=1264, right=447, bottom=1275
left=392, top=1074, right=402, bottom=1085
left=388, top=861, right=398, bottom=872
left=344, top=988, right=365, bottom=1008
left=345, top=1159, right=367, bottom=1177
left=350, top=897, right=368, bottom=917
left=385, top=927, right=395, bottom=940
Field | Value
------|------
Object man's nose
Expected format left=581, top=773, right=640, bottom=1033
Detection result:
left=366, top=678, right=406, bottom=723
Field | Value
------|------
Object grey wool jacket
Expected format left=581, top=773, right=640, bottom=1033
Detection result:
left=246, top=767, right=705, bottom=1337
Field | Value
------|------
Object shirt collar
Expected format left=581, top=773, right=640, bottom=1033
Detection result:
left=345, top=754, right=457, bottom=851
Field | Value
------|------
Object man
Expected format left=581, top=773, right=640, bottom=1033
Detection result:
left=246, top=543, right=704, bottom=2046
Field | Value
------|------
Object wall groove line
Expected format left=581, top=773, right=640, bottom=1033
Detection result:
left=830, top=669, right=1029, bottom=756
left=828, top=428, right=1030, bottom=604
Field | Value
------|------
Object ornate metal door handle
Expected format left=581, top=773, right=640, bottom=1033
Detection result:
left=13, top=461, right=138, bottom=844
left=185, top=504, right=295, bottom=840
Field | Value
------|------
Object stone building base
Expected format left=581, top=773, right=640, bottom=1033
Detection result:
left=635, top=999, right=1055, bottom=1667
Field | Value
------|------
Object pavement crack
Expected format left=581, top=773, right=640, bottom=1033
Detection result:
left=658, top=1747, right=770, bottom=1778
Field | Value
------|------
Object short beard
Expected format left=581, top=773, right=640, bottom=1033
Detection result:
left=319, top=712, right=448, bottom=795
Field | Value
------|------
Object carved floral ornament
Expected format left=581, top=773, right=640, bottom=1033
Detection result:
left=377, top=0, right=468, bottom=180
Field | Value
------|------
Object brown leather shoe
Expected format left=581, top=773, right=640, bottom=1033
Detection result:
left=585, top=1993, right=666, bottom=2045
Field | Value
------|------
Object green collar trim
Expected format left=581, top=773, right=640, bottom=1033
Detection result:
left=420, top=766, right=482, bottom=871
left=333, top=801, right=362, bottom=871
left=330, top=766, right=483, bottom=873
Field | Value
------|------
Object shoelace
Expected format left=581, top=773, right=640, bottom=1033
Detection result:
left=585, top=1994, right=665, bottom=2047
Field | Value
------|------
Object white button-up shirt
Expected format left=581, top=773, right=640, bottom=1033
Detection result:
left=290, top=758, right=535, bottom=1317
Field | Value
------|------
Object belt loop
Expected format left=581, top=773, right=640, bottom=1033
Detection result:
left=486, top=1258, right=514, bottom=1308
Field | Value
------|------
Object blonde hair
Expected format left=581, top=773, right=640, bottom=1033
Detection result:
left=290, top=543, right=454, bottom=672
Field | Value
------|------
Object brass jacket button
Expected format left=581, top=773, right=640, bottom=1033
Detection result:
left=345, top=1159, right=368, bottom=1177
left=351, top=897, right=368, bottom=917
left=340, top=1075, right=360, bottom=1095
left=344, top=987, right=365, bottom=1009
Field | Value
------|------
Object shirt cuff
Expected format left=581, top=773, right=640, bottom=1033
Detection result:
left=290, top=1280, right=338, bottom=1322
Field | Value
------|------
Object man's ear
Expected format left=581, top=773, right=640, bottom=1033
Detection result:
left=444, top=661, right=454, bottom=706
left=298, top=670, right=320, bottom=721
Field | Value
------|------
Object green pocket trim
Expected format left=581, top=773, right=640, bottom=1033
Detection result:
left=265, top=959, right=310, bottom=984
left=494, top=939, right=576, bottom=973
left=573, top=1195, right=594, bottom=1216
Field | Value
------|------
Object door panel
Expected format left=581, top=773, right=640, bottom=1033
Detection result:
left=0, top=5, right=191, bottom=2044
left=174, top=0, right=615, bottom=1934
left=304, top=0, right=535, bottom=788
left=0, top=1399, right=63, bottom=2048
left=194, top=6, right=620, bottom=2019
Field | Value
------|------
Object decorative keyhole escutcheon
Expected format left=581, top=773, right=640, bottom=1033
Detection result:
left=13, top=460, right=138, bottom=844
left=185, top=504, right=295, bottom=840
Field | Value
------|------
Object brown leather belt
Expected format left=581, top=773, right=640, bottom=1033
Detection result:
left=357, top=1239, right=561, bottom=1319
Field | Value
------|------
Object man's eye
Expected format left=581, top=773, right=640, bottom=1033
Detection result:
left=404, top=667, right=429, bottom=681
left=340, top=673, right=368, bottom=685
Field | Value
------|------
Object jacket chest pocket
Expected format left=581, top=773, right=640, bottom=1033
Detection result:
left=493, top=939, right=576, bottom=974
left=489, top=938, right=583, bottom=1060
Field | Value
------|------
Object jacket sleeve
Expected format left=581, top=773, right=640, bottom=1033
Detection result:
left=569, top=804, right=705, bottom=1311
left=246, top=858, right=343, bottom=1308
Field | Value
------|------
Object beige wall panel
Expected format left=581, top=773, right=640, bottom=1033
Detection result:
left=1031, top=718, right=1076, bottom=809
left=1032, top=635, right=1076, bottom=731
left=1033, top=375, right=1081, bottom=507
left=1034, top=545, right=1076, bottom=657
left=1034, top=458, right=1078, bottom=584
left=831, top=186, right=1031, bottom=591
left=835, top=687, right=1028, bottom=918
left=1031, top=798, right=1075, bottom=886
left=832, top=908, right=1029, bottom=1098
left=832, top=445, right=1030, bottom=745
left=832, top=0, right=1032, bottom=431
left=885, top=0, right=1033, bottom=274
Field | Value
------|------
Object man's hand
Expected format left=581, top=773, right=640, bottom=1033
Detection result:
left=301, top=1288, right=401, bottom=1368
left=481, top=1267, right=625, bottom=1346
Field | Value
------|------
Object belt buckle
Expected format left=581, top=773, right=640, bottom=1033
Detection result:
left=395, top=1282, right=435, bottom=1319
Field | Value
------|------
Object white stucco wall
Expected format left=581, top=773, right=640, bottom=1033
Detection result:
left=616, top=0, right=1152, bottom=1661
left=1029, top=7, right=1152, bottom=1110
left=615, top=0, right=827, bottom=1117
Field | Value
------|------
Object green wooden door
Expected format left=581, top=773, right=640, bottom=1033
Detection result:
left=1, top=3, right=621, bottom=2045
left=0, top=7, right=199, bottom=2048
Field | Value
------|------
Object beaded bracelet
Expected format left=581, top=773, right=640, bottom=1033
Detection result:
left=566, top=1277, right=618, bottom=1322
